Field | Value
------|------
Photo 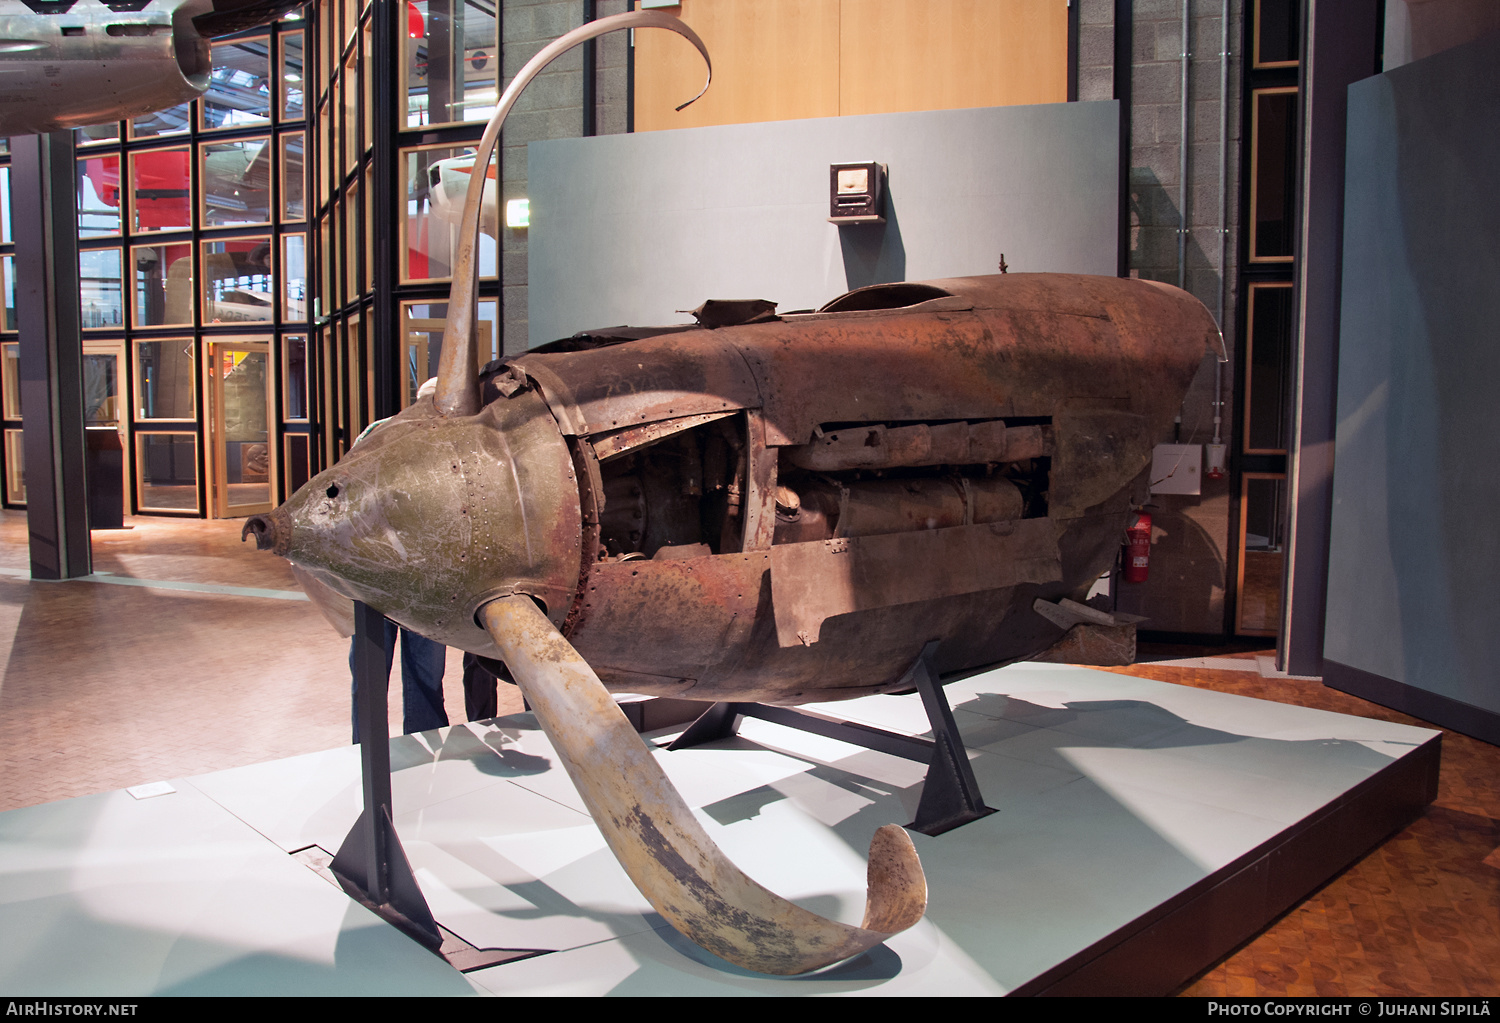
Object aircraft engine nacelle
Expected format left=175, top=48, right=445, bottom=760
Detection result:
left=0, top=9, right=209, bottom=135
left=0, top=0, right=311, bottom=138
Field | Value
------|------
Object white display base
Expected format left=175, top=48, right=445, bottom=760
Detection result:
left=0, top=663, right=1439, bottom=996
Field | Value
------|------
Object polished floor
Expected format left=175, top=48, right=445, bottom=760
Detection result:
left=0, top=509, right=1495, bottom=996
left=0, top=510, right=521, bottom=812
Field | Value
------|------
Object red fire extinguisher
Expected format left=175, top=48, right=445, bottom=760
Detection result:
left=1123, top=510, right=1152, bottom=583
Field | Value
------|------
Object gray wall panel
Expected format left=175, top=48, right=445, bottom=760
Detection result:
left=1327, top=35, right=1500, bottom=715
left=528, top=102, right=1119, bottom=345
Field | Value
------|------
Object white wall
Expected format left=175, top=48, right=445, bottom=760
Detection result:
left=527, top=101, right=1119, bottom=345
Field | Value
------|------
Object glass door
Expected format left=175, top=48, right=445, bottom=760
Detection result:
left=205, top=338, right=274, bottom=518
left=1236, top=473, right=1287, bottom=636
left=82, top=343, right=123, bottom=427
left=82, top=339, right=129, bottom=521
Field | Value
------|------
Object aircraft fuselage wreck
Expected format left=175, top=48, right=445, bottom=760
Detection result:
left=240, top=10, right=1218, bottom=977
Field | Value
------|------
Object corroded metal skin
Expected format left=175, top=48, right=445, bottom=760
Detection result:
left=516, top=273, right=1217, bottom=702
left=517, top=275, right=1204, bottom=450
left=480, top=595, right=926, bottom=975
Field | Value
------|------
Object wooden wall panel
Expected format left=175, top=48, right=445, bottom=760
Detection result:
left=840, top=0, right=1068, bottom=115
left=634, top=0, right=841, bottom=133
left=633, top=0, right=1069, bottom=131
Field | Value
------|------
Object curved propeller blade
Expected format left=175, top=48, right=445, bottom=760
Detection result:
left=478, top=594, right=926, bottom=975
left=436, top=10, right=712, bottom=417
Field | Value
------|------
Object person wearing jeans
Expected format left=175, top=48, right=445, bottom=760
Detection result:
left=349, top=620, right=448, bottom=744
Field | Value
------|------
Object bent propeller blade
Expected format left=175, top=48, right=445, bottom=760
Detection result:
left=436, top=9, right=711, bottom=417
left=478, top=594, right=927, bottom=975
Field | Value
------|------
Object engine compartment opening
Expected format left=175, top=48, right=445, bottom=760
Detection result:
left=818, top=283, right=953, bottom=314
left=585, top=413, right=1054, bottom=562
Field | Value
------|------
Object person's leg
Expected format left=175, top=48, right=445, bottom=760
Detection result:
left=349, top=619, right=399, bottom=744
left=399, top=629, right=449, bottom=734
left=462, top=652, right=498, bottom=721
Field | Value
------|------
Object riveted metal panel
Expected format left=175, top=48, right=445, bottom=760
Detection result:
left=275, top=390, right=582, bottom=659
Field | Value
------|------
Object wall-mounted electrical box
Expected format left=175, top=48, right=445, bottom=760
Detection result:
left=1149, top=443, right=1203, bottom=495
left=829, top=161, right=886, bottom=224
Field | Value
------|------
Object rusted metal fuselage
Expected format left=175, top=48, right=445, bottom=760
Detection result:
left=265, top=272, right=1212, bottom=705
left=508, top=272, right=1215, bottom=703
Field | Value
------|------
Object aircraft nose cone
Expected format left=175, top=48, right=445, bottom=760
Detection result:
left=241, top=508, right=290, bottom=556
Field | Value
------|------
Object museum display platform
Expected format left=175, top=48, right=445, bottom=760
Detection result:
left=0, top=662, right=1438, bottom=996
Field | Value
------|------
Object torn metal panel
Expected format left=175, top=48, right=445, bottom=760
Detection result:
left=568, top=551, right=767, bottom=691
left=769, top=518, right=1063, bottom=648
left=686, top=298, right=778, bottom=328
left=816, top=283, right=963, bottom=314
left=742, top=412, right=778, bottom=551
left=590, top=409, right=738, bottom=462
left=1048, top=404, right=1159, bottom=517
left=1032, top=596, right=1121, bottom=630
left=513, top=332, right=761, bottom=436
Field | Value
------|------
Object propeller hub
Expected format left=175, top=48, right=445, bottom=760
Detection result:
left=241, top=508, right=289, bottom=556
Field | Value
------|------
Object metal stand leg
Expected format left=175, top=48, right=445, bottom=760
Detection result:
left=905, top=641, right=995, bottom=836
left=665, top=701, right=746, bottom=750
left=330, top=601, right=443, bottom=950
left=667, top=641, right=993, bottom=836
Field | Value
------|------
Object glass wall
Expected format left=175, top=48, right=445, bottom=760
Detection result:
left=399, top=298, right=497, bottom=407
left=304, top=0, right=504, bottom=470
left=402, top=0, right=499, bottom=128
left=314, top=0, right=371, bottom=467
left=0, top=14, right=310, bottom=516
left=400, top=143, right=498, bottom=283
left=0, top=150, right=16, bottom=505
left=0, top=0, right=534, bottom=516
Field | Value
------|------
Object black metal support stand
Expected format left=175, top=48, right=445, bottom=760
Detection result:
left=330, top=601, right=443, bottom=950
left=905, top=641, right=994, bottom=835
left=668, top=641, right=994, bottom=836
